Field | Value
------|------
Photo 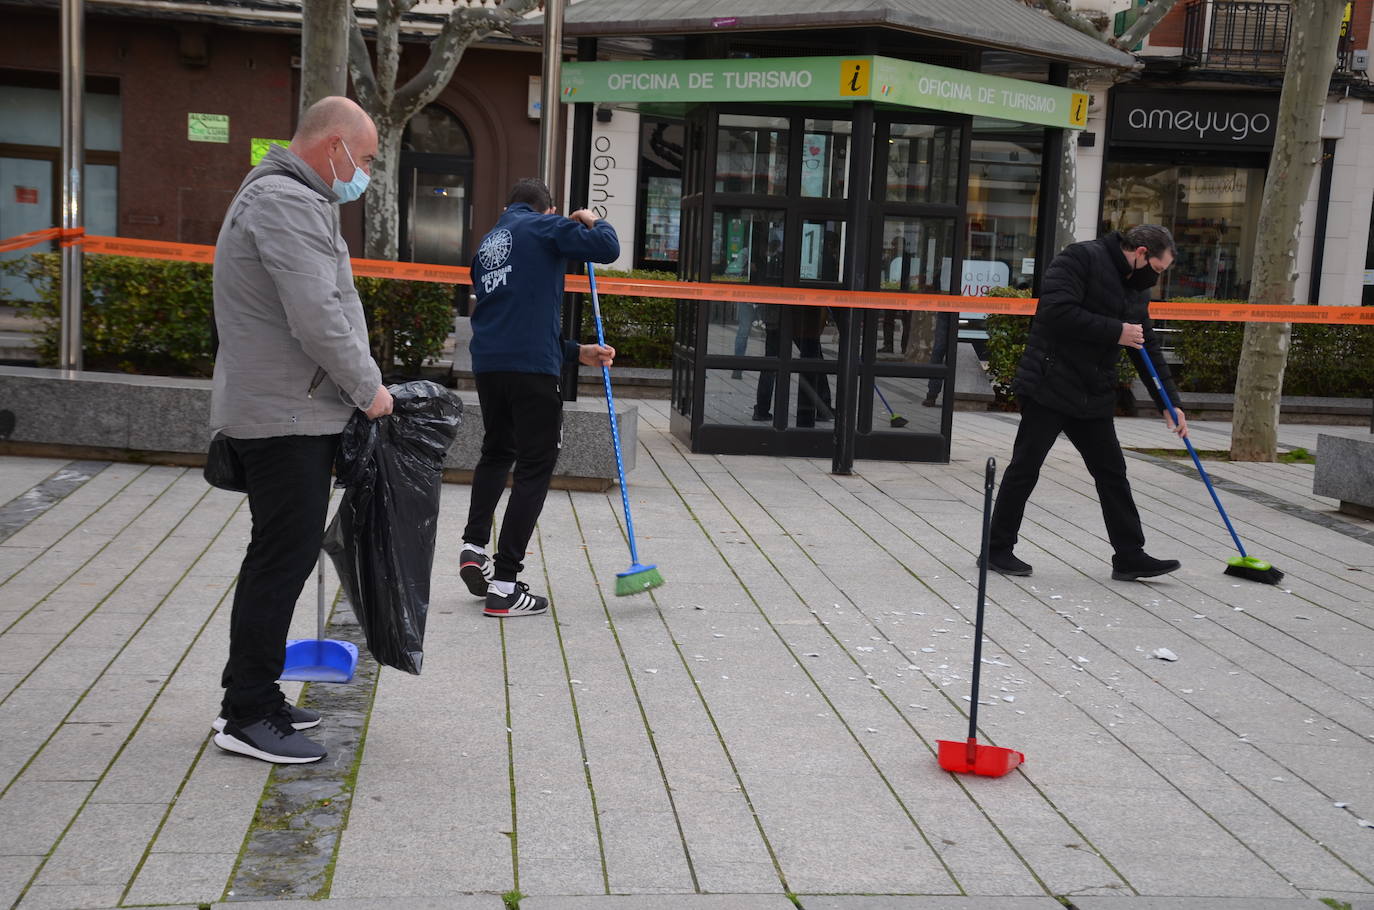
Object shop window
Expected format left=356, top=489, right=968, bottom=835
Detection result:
left=1103, top=162, right=1263, bottom=299
left=637, top=119, right=683, bottom=269
left=715, top=114, right=789, bottom=196
left=799, top=218, right=845, bottom=283
left=877, top=215, right=956, bottom=365
left=800, top=119, right=850, bottom=199
left=885, top=123, right=959, bottom=205
left=967, top=120, right=1042, bottom=293
left=710, top=207, right=784, bottom=284
left=0, top=77, right=120, bottom=302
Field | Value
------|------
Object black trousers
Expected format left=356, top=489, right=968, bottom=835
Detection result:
left=221, top=433, right=339, bottom=722
left=754, top=328, right=833, bottom=424
left=988, top=397, right=1145, bottom=558
left=463, top=371, right=563, bottom=582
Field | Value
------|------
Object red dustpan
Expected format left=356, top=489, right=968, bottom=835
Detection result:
left=937, top=457, right=1025, bottom=778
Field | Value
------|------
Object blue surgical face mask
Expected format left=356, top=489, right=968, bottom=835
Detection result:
left=329, top=139, right=370, bottom=203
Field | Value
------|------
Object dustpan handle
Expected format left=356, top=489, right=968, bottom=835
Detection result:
left=317, top=551, right=326, bottom=640
left=968, top=457, right=995, bottom=743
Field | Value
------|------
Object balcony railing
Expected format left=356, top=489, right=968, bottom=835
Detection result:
left=1182, top=0, right=1292, bottom=71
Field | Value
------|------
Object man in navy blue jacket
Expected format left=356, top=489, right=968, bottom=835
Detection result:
left=460, top=178, right=620, bottom=617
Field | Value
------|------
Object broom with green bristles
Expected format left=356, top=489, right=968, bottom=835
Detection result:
left=1139, top=348, right=1284, bottom=585
left=587, top=263, right=665, bottom=597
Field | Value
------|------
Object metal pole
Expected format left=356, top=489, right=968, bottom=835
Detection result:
left=59, top=0, right=85, bottom=372
left=538, top=0, right=565, bottom=203
left=833, top=99, right=875, bottom=475
left=560, top=37, right=597, bottom=402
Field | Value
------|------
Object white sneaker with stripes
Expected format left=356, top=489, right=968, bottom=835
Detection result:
left=484, top=581, right=548, bottom=618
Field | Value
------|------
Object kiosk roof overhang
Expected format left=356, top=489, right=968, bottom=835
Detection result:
left=520, top=0, right=1138, bottom=71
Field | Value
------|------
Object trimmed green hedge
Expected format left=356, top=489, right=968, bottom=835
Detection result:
left=3, top=252, right=216, bottom=376
left=2, top=253, right=680, bottom=375
left=1169, top=305, right=1374, bottom=397
left=579, top=268, right=675, bottom=368
left=354, top=276, right=455, bottom=377
left=1, top=252, right=453, bottom=378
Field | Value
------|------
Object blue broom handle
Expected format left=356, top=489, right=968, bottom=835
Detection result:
left=1137, top=347, right=1248, bottom=558
left=874, top=383, right=897, bottom=416
left=586, top=264, right=642, bottom=566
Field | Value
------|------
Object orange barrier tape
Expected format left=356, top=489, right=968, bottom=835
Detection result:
left=5, top=230, right=1374, bottom=324
left=82, top=235, right=215, bottom=264
left=0, top=227, right=66, bottom=253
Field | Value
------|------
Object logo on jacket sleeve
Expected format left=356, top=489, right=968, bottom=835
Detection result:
left=477, top=228, right=513, bottom=293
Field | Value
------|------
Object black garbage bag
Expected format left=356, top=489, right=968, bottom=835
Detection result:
left=323, top=380, right=462, bottom=675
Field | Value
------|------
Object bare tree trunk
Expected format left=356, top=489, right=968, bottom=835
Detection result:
left=349, top=0, right=541, bottom=264
left=364, top=120, right=403, bottom=260
left=300, top=0, right=352, bottom=115
left=1056, top=87, right=1079, bottom=252
left=1231, top=0, right=1346, bottom=461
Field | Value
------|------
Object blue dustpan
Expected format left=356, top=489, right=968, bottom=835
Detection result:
left=280, top=554, right=358, bottom=683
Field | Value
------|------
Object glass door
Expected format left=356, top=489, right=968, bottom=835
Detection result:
left=405, top=167, right=468, bottom=267
left=860, top=113, right=970, bottom=463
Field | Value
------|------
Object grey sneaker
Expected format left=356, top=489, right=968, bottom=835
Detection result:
left=213, top=703, right=319, bottom=733
left=460, top=545, right=495, bottom=597
left=214, top=710, right=326, bottom=764
left=484, top=581, right=549, bottom=618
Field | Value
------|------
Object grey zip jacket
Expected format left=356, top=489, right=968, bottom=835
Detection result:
left=210, top=145, right=382, bottom=438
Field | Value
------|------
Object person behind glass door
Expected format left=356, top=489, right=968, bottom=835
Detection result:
left=751, top=233, right=785, bottom=421
left=881, top=234, right=912, bottom=354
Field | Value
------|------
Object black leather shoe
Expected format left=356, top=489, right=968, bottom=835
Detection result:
left=1111, top=552, right=1181, bottom=581
left=979, top=550, right=1032, bottom=576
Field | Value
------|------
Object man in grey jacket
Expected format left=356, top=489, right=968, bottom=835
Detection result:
left=209, top=96, right=391, bottom=764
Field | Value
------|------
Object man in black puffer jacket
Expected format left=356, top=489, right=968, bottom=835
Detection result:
left=987, top=225, right=1188, bottom=581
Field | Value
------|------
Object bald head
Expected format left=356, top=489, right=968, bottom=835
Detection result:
left=289, top=96, right=378, bottom=197
left=295, top=96, right=372, bottom=145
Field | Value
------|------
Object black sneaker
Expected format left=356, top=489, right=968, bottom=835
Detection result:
left=752, top=408, right=772, bottom=422
left=484, top=581, right=549, bottom=618
left=979, top=550, right=1033, bottom=576
left=214, top=710, right=326, bottom=764
left=460, top=545, right=494, bottom=597
left=1111, top=552, right=1181, bottom=581
left=212, top=703, right=319, bottom=733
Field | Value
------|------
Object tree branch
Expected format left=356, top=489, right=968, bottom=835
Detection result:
left=348, top=9, right=380, bottom=113
left=392, top=0, right=541, bottom=117
left=1116, top=0, right=1181, bottom=49
left=1042, top=0, right=1108, bottom=40
left=374, top=0, right=401, bottom=111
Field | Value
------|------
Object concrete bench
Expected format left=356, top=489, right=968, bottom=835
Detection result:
left=0, top=366, right=633, bottom=491
left=1314, top=432, right=1374, bottom=520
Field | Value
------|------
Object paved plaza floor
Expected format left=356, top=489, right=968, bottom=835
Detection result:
left=1, top=404, right=1372, bottom=910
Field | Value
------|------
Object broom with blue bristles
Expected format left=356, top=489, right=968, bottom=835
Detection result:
left=587, top=263, right=664, bottom=596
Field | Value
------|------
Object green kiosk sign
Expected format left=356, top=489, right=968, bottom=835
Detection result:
left=561, top=55, right=1089, bottom=131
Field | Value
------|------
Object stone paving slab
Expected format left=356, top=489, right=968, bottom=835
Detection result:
left=1071, top=899, right=1343, bottom=909
left=521, top=897, right=798, bottom=909
left=211, top=900, right=502, bottom=909
left=796, top=899, right=1066, bottom=910
left=3, top=408, right=1374, bottom=909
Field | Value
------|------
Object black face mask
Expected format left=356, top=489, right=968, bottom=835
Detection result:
left=1126, top=265, right=1159, bottom=290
